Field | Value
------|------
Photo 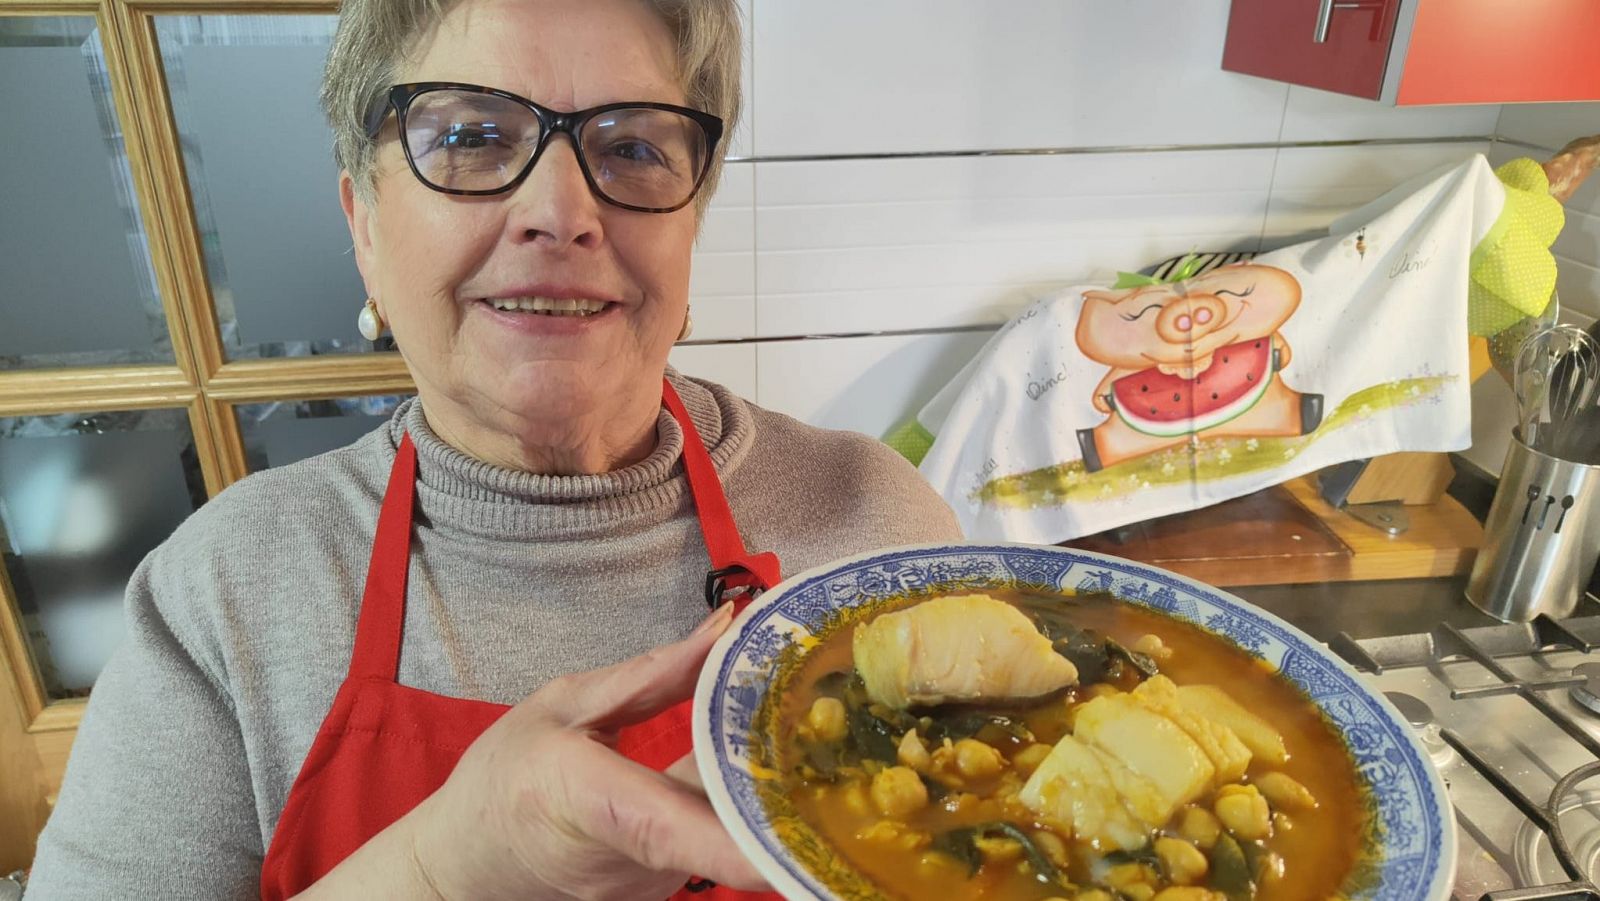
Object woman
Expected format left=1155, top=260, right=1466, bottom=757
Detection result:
left=25, top=0, right=961, bottom=897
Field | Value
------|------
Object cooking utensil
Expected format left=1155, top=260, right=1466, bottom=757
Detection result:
left=1466, top=433, right=1600, bottom=621
left=696, top=543, right=1456, bottom=901
left=1514, top=324, right=1597, bottom=454
left=1548, top=319, right=1600, bottom=463
left=1490, top=290, right=1561, bottom=385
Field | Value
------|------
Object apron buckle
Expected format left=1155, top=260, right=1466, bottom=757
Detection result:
left=704, top=564, right=759, bottom=609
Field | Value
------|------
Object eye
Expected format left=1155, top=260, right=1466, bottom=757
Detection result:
left=1214, top=285, right=1256, bottom=298
left=604, top=139, right=669, bottom=167
left=438, top=124, right=502, bottom=150
left=1119, top=303, right=1164, bottom=322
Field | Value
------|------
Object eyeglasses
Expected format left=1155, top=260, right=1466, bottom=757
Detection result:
left=363, top=82, right=724, bottom=213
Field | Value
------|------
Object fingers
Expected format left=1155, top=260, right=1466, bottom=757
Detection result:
left=663, top=753, right=703, bottom=793
left=538, top=604, right=735, bottom=729
left=566, top=751, right=771, bottom=892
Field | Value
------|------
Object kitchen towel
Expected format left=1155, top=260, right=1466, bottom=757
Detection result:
left=907, top=153, right=1536, bottom=542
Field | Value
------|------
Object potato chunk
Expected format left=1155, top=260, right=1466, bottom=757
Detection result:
left=1130, top=677, right=1251, bottom=784
left=1073, top=693, right=1216, bottom=816
left=852, top=594, right=1078, bottom=709
left=1018, top=734, right=1153, bottom=850
left=1175, top=685, right=1287, bottom=764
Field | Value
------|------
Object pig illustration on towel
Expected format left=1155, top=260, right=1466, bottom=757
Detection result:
left=1075, top=263, right=1324, bottom=473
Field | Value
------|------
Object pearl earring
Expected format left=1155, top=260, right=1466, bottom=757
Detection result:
left=677, top=307, right=694, bottom=342
left=357, top=298, right=384, bottom=341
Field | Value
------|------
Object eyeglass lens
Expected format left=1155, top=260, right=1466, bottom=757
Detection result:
left=401, top=89, right=710, bottom=208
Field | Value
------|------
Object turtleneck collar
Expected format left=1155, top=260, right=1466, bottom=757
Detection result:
left=380, top=371, right=756, bottom=540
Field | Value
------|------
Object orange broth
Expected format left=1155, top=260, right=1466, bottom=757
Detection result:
left=772, top=590, right=1368, bottom=901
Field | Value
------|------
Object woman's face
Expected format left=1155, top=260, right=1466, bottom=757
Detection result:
left=342, top=0, right=696, bottom=456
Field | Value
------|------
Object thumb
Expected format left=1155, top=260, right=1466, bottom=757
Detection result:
left=539, top=603, right=736, bottom=730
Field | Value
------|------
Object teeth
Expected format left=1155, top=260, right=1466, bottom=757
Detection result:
left=487, top=296, right=608, bottom=316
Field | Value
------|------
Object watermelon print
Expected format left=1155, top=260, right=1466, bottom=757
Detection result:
left=1110, top=339, right=1276, bottom=437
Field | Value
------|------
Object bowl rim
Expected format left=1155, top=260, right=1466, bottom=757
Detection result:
left=692, top=540, right=1458, bottom=901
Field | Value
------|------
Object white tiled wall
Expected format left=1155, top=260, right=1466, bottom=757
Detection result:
left=677, top=1, right=1538, bottom=446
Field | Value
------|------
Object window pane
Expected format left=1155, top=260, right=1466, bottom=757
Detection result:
left=0, top=409, right=205, bottom=699
left=0, top=18, right=172, bottom=370
left=237, top=395, right=409, bottom=472
left=154, top=16, right=390, bottom=362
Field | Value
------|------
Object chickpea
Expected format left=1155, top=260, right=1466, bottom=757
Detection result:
left=1133, top=633, right=1175, bottom=660
left=804, top=696, right=848, bottom=742
left=1123, top=886, right=1156, bottom=901
left=1031, top=829, right=1071, bottom=868
left=1254, top=771, right=1317, bottom=810
left=1214, top=784, right=1272, bottom=841
left=1153, top=889, right=1227, bottom=901
left=897, top=729, right=931, bottom=772
left=855, top=819, right=931, bottom=851
left=954, top=738, right=1007, bottom=778
left=870, top=766, right=929, bottom=818
left=1074, top=892, right=1114, bottom=901
left=1177, top=806, right=1222, bottom=850
left=973, top=834, right=1023, bottom=864
left=1012, top=742, right=1053, bottom=776
left=1154, top=836, right=1209, bottom=886
left=1272, top=811, right=1294, bottom=834
left=1106, top=862, right=1158, bottom=895
left=842, top=781, right=871, bottom=816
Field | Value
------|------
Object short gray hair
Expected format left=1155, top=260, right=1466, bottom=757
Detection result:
left=321, top=0, right=742, bottom=215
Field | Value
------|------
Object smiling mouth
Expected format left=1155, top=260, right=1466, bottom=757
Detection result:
left=479, top=296, right=615, bottom=317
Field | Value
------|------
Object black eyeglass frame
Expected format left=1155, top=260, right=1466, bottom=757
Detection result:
left=364, top=81, right=725, bottom=213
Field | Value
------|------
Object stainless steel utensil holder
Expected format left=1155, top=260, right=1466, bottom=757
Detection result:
left=1467, top=433, right=1600, bottom=622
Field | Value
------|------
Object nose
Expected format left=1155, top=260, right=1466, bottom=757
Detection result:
left=502, top=137, right=604, bottom=249
left=1155, top=295, right=1227, bottom=345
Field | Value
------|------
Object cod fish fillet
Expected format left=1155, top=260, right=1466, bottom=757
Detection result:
left=852, top=593, right=1079, bottom=709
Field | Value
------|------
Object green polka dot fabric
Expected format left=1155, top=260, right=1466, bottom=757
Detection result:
left=883, top=417, right=937, bottom=465
left=1468, top=158, right=1564, bottom=337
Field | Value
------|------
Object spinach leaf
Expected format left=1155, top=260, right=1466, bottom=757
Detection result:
left=929, top=827, right=982, bottom=876
left=847, top=705, right=901, bottom=763
left=813, top=669, right=853, bottom=699
left=930, top=823, right=1067, bottom=884
left=1209, top=833, right=1256, bottom=901
left=975, top=822, right=1066, bottom=885
left=922, top=710, right=1034, bottom=744
left=1106, top=638, right=1160, bottom=679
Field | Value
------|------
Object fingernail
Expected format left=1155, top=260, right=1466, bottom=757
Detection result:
left=691, top=602, right=735, bottom=638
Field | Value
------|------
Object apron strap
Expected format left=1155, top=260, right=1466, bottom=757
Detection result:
left=349, top=432, right=418, bottom=682
left=661, top=378, right=780, bottom=606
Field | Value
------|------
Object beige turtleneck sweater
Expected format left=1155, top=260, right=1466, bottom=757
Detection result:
left=25, top=374, right=961, bottom=900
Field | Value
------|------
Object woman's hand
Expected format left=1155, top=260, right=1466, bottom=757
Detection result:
left=308, top=603, right=768, bottom=901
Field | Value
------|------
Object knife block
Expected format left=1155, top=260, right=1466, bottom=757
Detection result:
left=1337, top=452, right=1456, bottom=506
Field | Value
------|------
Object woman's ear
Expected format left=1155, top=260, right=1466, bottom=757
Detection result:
left=339, top=171, right=377, bottom=295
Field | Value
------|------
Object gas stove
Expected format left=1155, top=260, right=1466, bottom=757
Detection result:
left=1328, top=609, right=1600, bottom=900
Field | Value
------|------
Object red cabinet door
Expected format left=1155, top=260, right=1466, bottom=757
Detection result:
left=1397, top=0, right=1600, bottom=104
left=1222, top=0, right=1402, bottom=100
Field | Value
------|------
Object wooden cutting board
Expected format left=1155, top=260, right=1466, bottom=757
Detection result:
left=1064, top=475, right=1483, bottom=587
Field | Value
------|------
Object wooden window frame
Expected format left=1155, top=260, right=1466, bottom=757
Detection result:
left=0, top=0, right=410, bottom=732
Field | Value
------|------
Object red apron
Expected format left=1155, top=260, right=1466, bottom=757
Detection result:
left=260, top=379, right=784, bottom=901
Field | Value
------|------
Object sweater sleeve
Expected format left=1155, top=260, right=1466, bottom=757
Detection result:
left=25, top=549, right=263, bottom=900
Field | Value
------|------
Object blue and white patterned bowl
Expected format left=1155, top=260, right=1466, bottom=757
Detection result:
left=693, top=542, right=1455, bottom=901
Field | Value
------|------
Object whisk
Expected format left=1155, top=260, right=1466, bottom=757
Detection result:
left=1515, top=324, right=1599, bottom=461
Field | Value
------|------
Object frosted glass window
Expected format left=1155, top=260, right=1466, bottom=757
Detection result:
left=0, top=409, right=204, bottom=699
left=155, top=16, right=389, bottom=361
left=0, top=18, right=171, bottom=370
left=237, top=395, right=409, bottom=472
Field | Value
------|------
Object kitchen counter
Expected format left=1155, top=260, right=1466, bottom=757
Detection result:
left=1229, top=575, right=1505, bottom=641
left=1227, top=457, right=1597, bottom=642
